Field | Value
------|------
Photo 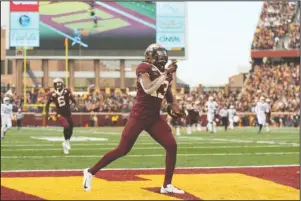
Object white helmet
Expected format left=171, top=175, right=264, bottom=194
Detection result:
left=260, top=96, right=265, bottom=102
left=3, top=97, right=10, bottom=104
left=266, top=98, right=271, bottom=103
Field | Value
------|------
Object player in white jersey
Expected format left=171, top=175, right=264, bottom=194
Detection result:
left=265, top=98, right=271, bottom=132
left=228, top=105, right=236, bottom=130
left=1, top=97, right=13, bottom=140
left=205, top=96, right=218, bottom=133
left=255, top=97, right=268, bottom=134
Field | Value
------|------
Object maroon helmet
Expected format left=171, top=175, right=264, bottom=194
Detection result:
left=144, top=43, right=168, bottom=70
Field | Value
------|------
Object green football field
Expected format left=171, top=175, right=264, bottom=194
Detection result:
left=1, top=127, right=299, bottom=171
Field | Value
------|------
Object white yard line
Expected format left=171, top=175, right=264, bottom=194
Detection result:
left=1, top=152, right=299, bottom=159
left=179, top=136, right=300, bottom=146
left=0, top=141, right=252, bottom=147
left=1, top=145, right=297, bottom=152
left=2, top=164, right=299, bottom=173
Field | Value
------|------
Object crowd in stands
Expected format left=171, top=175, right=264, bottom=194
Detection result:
left=288, top=23, right=300, bottom=49
left=1, top=61, right=299, bottom=115
left=74, top=91, right=135, bottom=113
left=242, top=62, right=300, bottom=113
left=252, top=1, right=299, bottom=50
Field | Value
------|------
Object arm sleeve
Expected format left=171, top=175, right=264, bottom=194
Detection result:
left=10, top=105, right=13, bottom=117
left=165, top=86, right=174, bottom=104
left=139, top=73, right=167, bottom=95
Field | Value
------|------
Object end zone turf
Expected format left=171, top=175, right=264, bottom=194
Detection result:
left=1, top=166, right=299, bottom=200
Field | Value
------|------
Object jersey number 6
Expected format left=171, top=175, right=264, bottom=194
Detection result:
left=57, top=96, right=66, bottom=107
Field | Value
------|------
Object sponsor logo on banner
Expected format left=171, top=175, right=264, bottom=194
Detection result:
left=157, top=2, right=185, bottom=17
left=10, top=30, right=40, bottom=47
left=157, top=17, right=185, bottom=32
left=156, top=33, right=185, bottom=49
left=10, top=1, right=39, bottom=12
left=10, top=12, right=39, bottom=30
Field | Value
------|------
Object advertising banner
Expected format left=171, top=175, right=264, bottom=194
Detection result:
left=156, top=2, right=186, bottom=51
left=9, top=1, right=40, bottom=48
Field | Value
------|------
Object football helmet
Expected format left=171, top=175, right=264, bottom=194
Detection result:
left=53, top=78, right=64, bottom=93
left=3, top=96, right=10, bottom=105
left=144, top=44, right=168, bottom=70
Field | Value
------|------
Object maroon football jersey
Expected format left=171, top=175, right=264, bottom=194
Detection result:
left=48, top=88, right=73, bottom=116
left=130, top=62, right=171, bottom=120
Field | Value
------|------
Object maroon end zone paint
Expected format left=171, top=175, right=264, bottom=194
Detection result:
left=1, top=186, right=44, bottom=200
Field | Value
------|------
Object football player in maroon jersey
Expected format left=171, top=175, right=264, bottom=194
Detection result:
left=83, top=44, right=186, bottom=194
left=46, top=78, right=78, bottom=154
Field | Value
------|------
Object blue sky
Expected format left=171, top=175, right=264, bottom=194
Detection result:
left=1, top=1, right=263, bottom=86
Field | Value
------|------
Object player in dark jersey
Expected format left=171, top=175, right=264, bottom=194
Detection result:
left=46, top=78, right=77, bottom=154
left=83, top=44, right=186, bottom=194
left=186, top=103, right=199, bottom=134
left=167, top=104, right=186, bottom=136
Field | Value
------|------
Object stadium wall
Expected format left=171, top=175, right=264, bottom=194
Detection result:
left=10, top=112, right=299, bottom=128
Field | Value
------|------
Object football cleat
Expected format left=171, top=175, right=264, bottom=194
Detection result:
left=65, top=140, right=71, bottom=150
left=83, top=168, right=93, bottom=192
left=62, top=141, right=69, bottom=154
left=160, top=184, right=184, bottom=194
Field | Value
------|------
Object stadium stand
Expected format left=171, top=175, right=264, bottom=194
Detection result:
left=252, top=1, right=298, bottom=50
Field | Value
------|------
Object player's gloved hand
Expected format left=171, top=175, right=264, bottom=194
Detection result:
left=165, top=60, right=178, bottom=76
left=74, top=107, right=79, bottom=112
left=167, top=103, right=186, bottom=119
left=166, top=74, right=173, bottom=82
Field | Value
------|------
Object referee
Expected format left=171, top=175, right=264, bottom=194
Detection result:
left=16, top=108, right=24, bottom=130
left=219, top=105, right=229, bottom=131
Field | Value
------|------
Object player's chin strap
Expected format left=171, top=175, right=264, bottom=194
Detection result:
left=55, top=89, right=64, bottom=96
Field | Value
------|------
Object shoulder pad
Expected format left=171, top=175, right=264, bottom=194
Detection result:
left=136, top=62, right=151, bottom=76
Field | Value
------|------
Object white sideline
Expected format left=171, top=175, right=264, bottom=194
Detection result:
left=1, top=152, right=299, bottom=159
left=1, top=164, right=299, bottom=173
left=1, top=144, right=298, bottom=152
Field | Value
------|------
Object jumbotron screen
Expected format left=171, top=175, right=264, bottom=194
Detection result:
left=8, top=1, right=186, bottom=58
